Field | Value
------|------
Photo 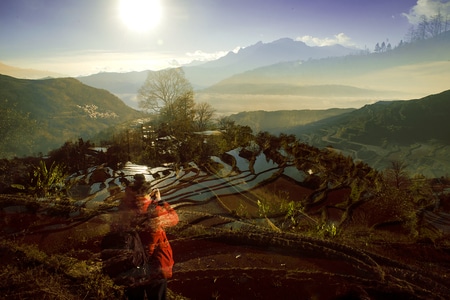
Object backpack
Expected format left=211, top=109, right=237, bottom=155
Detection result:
left=100, top=230, right=156, bottom=287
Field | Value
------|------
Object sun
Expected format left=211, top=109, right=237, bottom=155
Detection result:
left=119, top=0, right=162, bottom=32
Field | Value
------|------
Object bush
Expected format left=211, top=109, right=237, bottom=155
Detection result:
left=26, top=160, right=67, bottom=197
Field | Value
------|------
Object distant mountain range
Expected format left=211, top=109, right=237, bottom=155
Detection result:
left=0, top=74, right=143, bottom=157
left=214, top=39, right=450, bottom=92
left=199, top=31, right=450, bottom=113
left=183, top=38, right=358, bottom=88
left=72, top=33, right=450, bottom=113
left=0, top=62, right=65, bottom=79
left=3, top=34, right=448, bottom=113
left=229, top=90, right=450, bottom=178
left=76, top=38, right=358, bottom=109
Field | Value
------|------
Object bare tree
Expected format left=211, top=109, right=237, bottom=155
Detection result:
left=406, top=12, right=450, bottom=42
left=138, top=68, right=193, bottom=116
left=416, top=15, right=429, bottom=41
left=194, top=102, right=216, bottom=131
left=138, top=67, right=197, bottom=139
left=168, top=90, right=196, bottom=135
left=384, top=160, right=410, bottom=190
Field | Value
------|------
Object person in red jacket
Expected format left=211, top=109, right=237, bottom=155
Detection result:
left=123, top=174, right=179, bottom=300
left=120, top=174, right=151, bottom=212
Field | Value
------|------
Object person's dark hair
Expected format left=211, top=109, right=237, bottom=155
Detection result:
left=133, top=174, right=146, bottom=182
left=131, top=174, right=151, bottom=194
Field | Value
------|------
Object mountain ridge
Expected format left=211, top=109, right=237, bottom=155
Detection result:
left=196, top=32, right=450, bottom=113
left=210, top=31, right=450, bottom=90
left=229, top=89, right=450, bottom=177
left=8, top=35, right=447, bottom=113
left=183, top=37, right=358, bottom=87
left=0, top=62, right=66, bottom=79
left=0, top=74, right=144, bottom=157
left=75, top=38, right=359, bottom=109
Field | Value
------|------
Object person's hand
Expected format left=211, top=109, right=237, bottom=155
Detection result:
left=153, top=188, right=161, bottom=201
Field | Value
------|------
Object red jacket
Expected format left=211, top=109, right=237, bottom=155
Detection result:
left=121, top=185, right=178, bottom=278
left=141, top=201, right=179, bottom=278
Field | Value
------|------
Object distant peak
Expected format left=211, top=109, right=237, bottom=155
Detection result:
left=273, top=37, right=294, bottom=44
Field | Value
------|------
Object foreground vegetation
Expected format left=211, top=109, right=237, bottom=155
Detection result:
left=1, top=121, right=449, bottom=298
left=1, top=66, right=449, bottom=299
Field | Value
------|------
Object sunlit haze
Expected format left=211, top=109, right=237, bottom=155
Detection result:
left=1, top=0, right=449, bottom=76
left=119, top=0, right=162, bottom=32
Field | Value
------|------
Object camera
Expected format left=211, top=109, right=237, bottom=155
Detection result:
left=149, top=188, right=158, bottom=197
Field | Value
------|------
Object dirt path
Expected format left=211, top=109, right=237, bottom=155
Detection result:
left=2, top=184, right=450, bottom=300
left=166, top=196, right=450, bottom=300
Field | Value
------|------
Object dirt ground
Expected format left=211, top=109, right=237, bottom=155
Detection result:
left=168, top=207, right=450, bottom=300
left=164, top=177, right=450, bottom=300
left=1, top=176, right=450, bottom=300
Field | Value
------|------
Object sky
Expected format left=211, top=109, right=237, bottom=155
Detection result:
left=1, top=0, right=449, bottom=76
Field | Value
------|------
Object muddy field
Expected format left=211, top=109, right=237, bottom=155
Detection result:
left=1, top=175, right=450, bottom=300
left=168, top=194, right=450, bottom=299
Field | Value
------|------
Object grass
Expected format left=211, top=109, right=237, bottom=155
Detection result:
left=0, top=239, right=122, bottom=299
left=1, top=174, right=449, bottom=299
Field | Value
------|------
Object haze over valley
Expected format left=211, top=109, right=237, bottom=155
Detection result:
left=1, top=29, right=450, bottom=177
left=2, top=2, right=450, bottom=299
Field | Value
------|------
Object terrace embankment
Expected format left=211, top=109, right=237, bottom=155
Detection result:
left=1, top=174, right=450, bottom=299
left=167, top=188, right=450, bottom=300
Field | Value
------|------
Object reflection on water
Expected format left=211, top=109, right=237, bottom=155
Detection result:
left=120, top=161, right=150, bottom=176
left=63, top=153, right=450, bottom=234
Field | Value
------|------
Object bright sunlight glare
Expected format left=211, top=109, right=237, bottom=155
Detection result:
left=119, top=0, right=162, bottom=32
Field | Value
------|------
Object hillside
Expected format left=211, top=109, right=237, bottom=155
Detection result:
left=0, top=74, right=144, bottom=157
left=300, top=90, right=450, bottom=177
left=325, top=90, right=450, bottom=145
left=228, top=108, right=355, bottom=134
left=77, top=71, right=150, bottom=109
left=231, top=90, right=450, bottom=177
left=198, top=32, right=450, bottom=113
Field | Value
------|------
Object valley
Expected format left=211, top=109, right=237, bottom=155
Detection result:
left=311, top=129, right=450, bottom=178
left=2, top=3, right=450, bottom=300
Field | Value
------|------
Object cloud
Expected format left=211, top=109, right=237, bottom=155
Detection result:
left=403, top=0, right=450, bottom=24
left=7, top=46, right=246, bottom=76
left=185, top=50, right=229, bottom=61
left=8, top=50, right=178, bottom=76
left=295, top=33, right=356, bottom=47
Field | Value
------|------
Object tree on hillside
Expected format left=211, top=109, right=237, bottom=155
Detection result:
left=384, top=160, right=410, bottom=190
left=48, top=138, right=96, bottom=172
left=138, top=68, right=197, bottom=138
left=218, top=117, right=253, bottom=151
left=406, top=12, right=450, bottom=42
left=374, top=42, right=381, bottom=53
left=194, top=102, right=216, bottom=131
left=165, top=89, right=196, bottom=136
left=374, top=41, right=391, bottom=53
left=138, top=68, right=193, bottom=116
left=137, top=68, right=219, bottom=165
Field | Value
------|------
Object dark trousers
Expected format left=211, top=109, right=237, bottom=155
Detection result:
left=125, top=279, right=167, bottom=300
